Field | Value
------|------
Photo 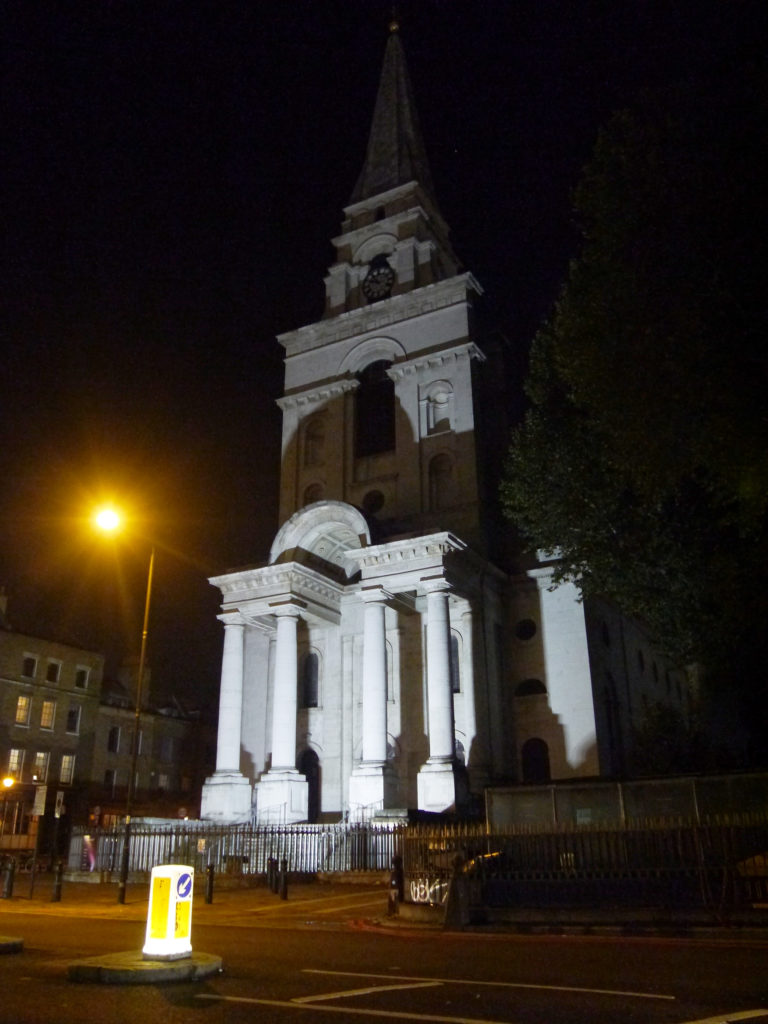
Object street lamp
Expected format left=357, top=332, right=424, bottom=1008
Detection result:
left=94, top=507, right=155, bottom=905
left=1, top=776, right=14, bottom=841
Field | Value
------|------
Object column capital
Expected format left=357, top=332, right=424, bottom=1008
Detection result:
left=269, top=599, right=307, bottom=618
left=217, top=611, right=245, bottom=626
left=421, top=574, right=451, bottom=595
left=359, top=585, right=391, bottom=605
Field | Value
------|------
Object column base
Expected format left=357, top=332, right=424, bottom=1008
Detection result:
left=348, top=763, right=396, bottom=821
left=200, top=771, right=253, bottom=824
left=255, top=770, right=308, bottom=824
left=417, top=760, right=458, bottom=814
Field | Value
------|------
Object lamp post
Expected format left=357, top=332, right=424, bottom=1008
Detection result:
left=94, top=508, right=155, bottom=905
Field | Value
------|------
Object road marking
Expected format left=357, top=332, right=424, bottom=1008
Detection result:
left=196, top=994, right=519, bottom=1023
left=303, top=967, right=675, bottom=1001
left=293, top=980, right=443, bottom=1002
left=678, top=1012, right=768, bottom=1024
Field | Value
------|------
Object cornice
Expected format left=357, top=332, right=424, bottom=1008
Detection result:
left=211, top=562, right=344, bottom=608
left=343, top=531, right=467, bottom=571
left=277, top=378, right=358, bottom=411
left=277, top=274, right=483, bottom=357
left=387, top=342, right=485, bottom=380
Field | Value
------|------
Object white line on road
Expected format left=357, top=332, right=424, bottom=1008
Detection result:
left=303, top=967, right=675, bottom=1001
left=195, top=993, right=520, bottom=1023
left=293, top=980, right=443, bottom=1003
left=677, top=1012, right=768, bottom=1023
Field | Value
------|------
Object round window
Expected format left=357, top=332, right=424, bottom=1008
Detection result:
left=514, top=618, right=537, bottom=642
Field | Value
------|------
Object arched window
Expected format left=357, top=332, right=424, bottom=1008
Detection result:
left=301, top=652, right=319, bottom=709
left=303, top=417, right=325, bottom=467
left=429, top=453, right=454, bottom=511
left=521, top=738, right=551, bottom=783
left=355, top=360, right=395, bottom=457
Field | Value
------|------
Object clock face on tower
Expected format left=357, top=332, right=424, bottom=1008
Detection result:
left=361, top=254, right=395, bottom=302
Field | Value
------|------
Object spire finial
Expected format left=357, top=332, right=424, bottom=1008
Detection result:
left=389, top=5, right=399, bottom=33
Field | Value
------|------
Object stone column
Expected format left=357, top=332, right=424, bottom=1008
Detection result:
left=361, top=591, right=388, bottom=765
left=460, top=606, right=477, bottom=764
left=215, top=618, right=245, bottom=772
left=271, top=607, right=300, bottom=771
left=200, top=613, right=252, bottom=824
left=426, top=584, right=455, bottom=762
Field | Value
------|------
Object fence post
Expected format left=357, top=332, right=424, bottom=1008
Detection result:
left=279, top=857, right=288, bottom=900
left=388, top=854, right=404, bottom=916
left=443, top=854, right=469, bottom=930
left=51, top=860, right=64, bottom=902
left=1, top=858, right=15, bottom=899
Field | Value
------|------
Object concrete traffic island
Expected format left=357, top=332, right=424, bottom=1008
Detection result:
left=0, top=935, right=23, bottom=954
left=67, top=950, right=222, bottom=984
left=68, top=865, right=222, bottom=985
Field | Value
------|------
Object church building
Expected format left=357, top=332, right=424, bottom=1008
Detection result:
left=201, top=24, right=683, bottom=824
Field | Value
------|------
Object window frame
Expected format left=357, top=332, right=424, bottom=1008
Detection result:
left=45, top=660, right=62, bottom=683
left=15, top=694, right=31, bottom=726
left=40, top=698, right=56, bottom=730
left=65, top=704, right=81, bottom=735
left=60, top=754, right=76, bottom=785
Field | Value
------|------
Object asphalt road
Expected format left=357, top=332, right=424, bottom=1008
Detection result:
left=1, top=882, right=767, bottom=1024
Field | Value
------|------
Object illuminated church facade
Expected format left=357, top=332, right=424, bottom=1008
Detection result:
left=201, top=26, right=684, bottom=824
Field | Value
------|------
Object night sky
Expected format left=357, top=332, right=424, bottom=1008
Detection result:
left=3, top=0, right=763, bottom=710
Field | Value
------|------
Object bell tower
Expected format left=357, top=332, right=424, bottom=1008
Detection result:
left=276, top=21, right=489, bottom=554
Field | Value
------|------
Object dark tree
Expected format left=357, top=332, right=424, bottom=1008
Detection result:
left=502, top=65, right=768, bottom=760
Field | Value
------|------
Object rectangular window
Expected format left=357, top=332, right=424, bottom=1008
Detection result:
left=45, top=660, right=61, bottom=683
left=8, top=748, right=24, bottom=777
left=21, top=656, right=37, bottom=679
left=157, top=773, right=169, bottom=791
left=60, top=754, right=75, bottom=785
left=158, top=735, right=176, bottom=762
left=130, top=729, right=143, bottom=756
left=74, top=667, right=89, bottom=689
left=107, top=725, right=121, bottom=753
left=40, top=699, right=56, bottom=730
left=32, top=751, right=49, bottom=782
left=66, top=704, right=81, bottom=735
left=104, top=768, right=116, bottom=795
left=15, top=694, right=31, bottom=726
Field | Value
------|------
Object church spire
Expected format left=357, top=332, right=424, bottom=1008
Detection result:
left=350, top=22, right=435, bottom=204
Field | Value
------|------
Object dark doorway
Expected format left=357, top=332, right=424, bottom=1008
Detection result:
left=521, top=737, right=551, bottom=783
left=297, top=748, right=320, bottom=822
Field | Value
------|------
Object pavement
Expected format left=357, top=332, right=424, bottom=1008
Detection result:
left=1, top=873, right=767, bottom=983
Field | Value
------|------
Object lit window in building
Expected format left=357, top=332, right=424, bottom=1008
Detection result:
left=8, top=748, right=24, bottom=777
left=60, top=754, right=75, bottom=785
left=40, top=699, right=56, bottom=730
left=15, top=694, right=31, bottom=726
left=32, top=751, right=49, bottom=783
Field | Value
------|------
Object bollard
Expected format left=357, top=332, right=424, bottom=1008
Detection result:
left=388, top=854, right=404, bottom=915
left=279, top=857, right=288, bottom=900
left=268, top=856, right=278, bottom=894
left=2, top=858, right=15, bottom=900
left=51, top=860, right=64, bottom=902
left=205, top=863, right=215, bottom=904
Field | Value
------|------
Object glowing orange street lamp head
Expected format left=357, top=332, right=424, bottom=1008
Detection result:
left=2, top=777, right=14, bottom=790
left=94, top=507, right=121, bottom=532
